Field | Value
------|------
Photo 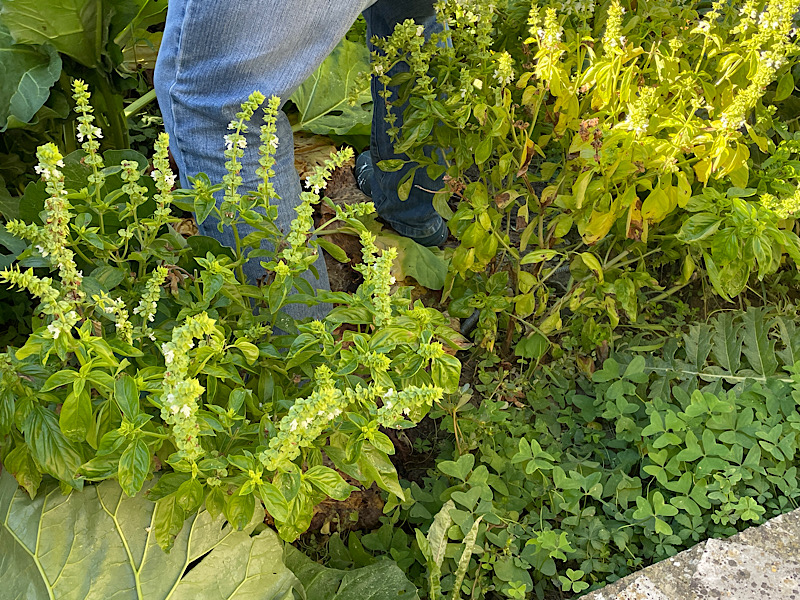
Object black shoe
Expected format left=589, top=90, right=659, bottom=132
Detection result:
left=411, top=218, right=448, bottom=247
left=355, top=151, right=373, bottom=198
left=355, top=151, right=448, bottom=248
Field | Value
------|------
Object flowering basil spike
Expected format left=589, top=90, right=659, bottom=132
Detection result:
left=160, top=313, right=225, bottom=461
left=1, top=143, right=83, bottom=341
left=260, top=365, right=348, bottom=472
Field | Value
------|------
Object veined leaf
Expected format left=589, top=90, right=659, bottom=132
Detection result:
left=283, top=545, right=419, bottom=600
left=683, top=323, right=713, bottom=370
left=423, top=500, right=454, bottom=600
left=741, top=307, right=777, bottom=377
left=776, top=317, right=800, bottom=370
left=376, top=231, right=448, bottom=290
left=451, top=516, right=482, bottom=600
left=0, top=471, right=301, bottom=599
left=1, top=0, right=101, bottom=67
left=0, top=22, right=61, bottom=131
left=711, top=312, right=742, bottom=374
left=290, top=38, right=372, bottom=136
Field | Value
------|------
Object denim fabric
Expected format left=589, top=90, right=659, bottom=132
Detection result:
left=364, top=2, right=445, bottom=242
left=154, top=0, right=439, bottom=319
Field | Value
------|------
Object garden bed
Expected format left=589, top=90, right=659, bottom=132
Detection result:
left=4, top=0, right=800, bottom=599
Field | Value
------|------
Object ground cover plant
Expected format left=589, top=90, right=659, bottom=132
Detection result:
left=338, top=308, right=800, bottom=598
left=3, top=1, right=800, bottom=599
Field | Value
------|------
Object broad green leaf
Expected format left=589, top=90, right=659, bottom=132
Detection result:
left=59, top=389, right=92, bottom=442
left=118, top=438, right=150, bottom=497
left=258, top=482, right=289, bottom=522
left=438, top=454, right=474, bottom=481
left=290, top=38, right=372, bottom=136
left=318, top=239, right=350, bottom=263
left=376, top=232, right=448, bottom=290
left=775, top=71, right=795, bottom=102
left=3, top=443, right=42, bottom=498
left=194, top=192, right=216, bottom=225
left=357, top=445, right=404, bottom=499
left=225, top=491, right=256, bottom=532
left=431, top=354, right=461, bottom=394
left=0, top=23, right=61, bottom=131
left=41, top=369, right=79, bottom=391
left=0, top=471, right=301, bottom=599
left=676, top=213, right=721, bottom=243
left=115, top=374, right=140, bottom=417
left=21, top=403, right=84, bottom=489
left=283, top=544, right=419, bottom=600
left=233, top=339, right=259, bottom=365
left=304, top=465, right=357, bottom=501
left=1, top=0, right=101, bottom=67
left=515, top=332, right=549, bottom=360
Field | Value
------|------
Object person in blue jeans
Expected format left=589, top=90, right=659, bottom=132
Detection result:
left=153, top=0, right=446, bottom=320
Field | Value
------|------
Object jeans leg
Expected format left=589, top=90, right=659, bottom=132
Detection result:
left=154, top=0, right=375, bottom=320
left=363, top=0, right=444, bottom=241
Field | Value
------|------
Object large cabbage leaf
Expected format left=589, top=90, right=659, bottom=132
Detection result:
left=0, top=22, right=61, bottom=131
left=0, top=470, right=301, bottom=599
left=0, top=0, right=102, bottom=67
left=283, top=545, right=420, bottom=600
left=290, top=38, right=372, bottom=137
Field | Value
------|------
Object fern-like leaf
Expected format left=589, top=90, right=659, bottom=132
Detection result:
left=775, top=317, right=800, bottom=371
left=710, top=312, right=742, bottom=374
left=741, top=307, right=778, bottom=377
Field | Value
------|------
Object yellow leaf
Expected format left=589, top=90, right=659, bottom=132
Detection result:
left=572, top=170, right=593, bottom=210
left=641, top=180, right=676, bottom=224
left=579, top=252, right=604, bottom=283
left=694, top=158, right=712, bottom=184
left=539, top=311, right=562, bottom=334
left=581, top=193, right=620, bottom=244
left=676, top=172, right=691, bottom=207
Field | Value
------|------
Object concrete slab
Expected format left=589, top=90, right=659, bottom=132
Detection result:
left=583, top=508, right=800, bottom=600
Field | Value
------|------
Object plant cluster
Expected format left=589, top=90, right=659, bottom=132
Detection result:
left=371, top=0, right=800, bottom=355
left=0, top=81, right=466, bottom=550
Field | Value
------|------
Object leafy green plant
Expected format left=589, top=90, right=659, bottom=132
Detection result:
left=676, top=187, right=800, bottom=299
left=0, top=469, right=420, bottom=599
left=346, top=307, right=800, bottom=598
left=0, top=81, right=465, bottom=549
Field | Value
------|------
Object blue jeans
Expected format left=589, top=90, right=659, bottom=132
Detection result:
left=154, top=0, right=441, bottom=320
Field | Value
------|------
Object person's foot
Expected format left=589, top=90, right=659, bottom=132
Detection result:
left=355, top=151, right=374, bottom=198
left=354, top=151, right=448, bottom=248
left=409, top=218, right=448, bottom=247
